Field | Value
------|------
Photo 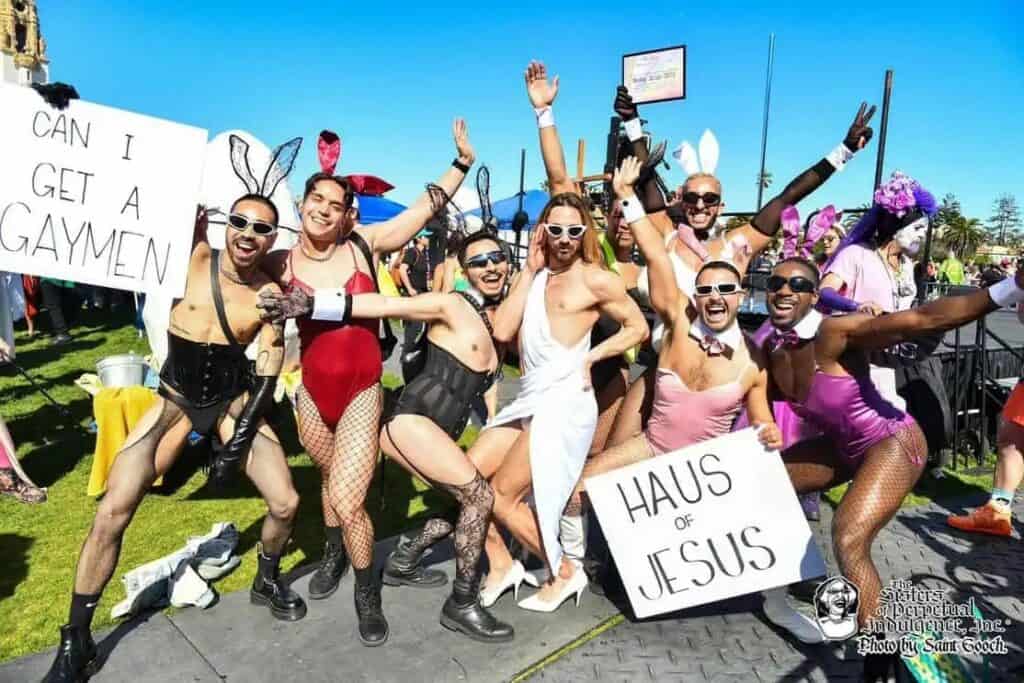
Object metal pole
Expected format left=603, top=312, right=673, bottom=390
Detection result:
left=953, top=326, right=961, bottom=468
left=873, top=70, right=894, bottom=191
left=917, top=220, right=935, bottom=305
left=515, top=148, right=526, bottom=267
left=755, top=34, right=776, bottom=211
left=978, top=318, right=988, bottom=460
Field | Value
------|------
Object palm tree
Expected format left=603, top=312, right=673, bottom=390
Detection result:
left=756, top=171, right=773, bottom=190
left=940, top=215, right=985, bottom=256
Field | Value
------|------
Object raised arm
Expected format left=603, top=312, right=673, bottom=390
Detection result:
left=526, top=61, right=576, bottom=196
left=192, top=205, right=210, bottom=253
left=828, top=274, right=1024, bottom=355
left=613, top=157, right=684, bottom=328
left=734, top=103, right=875, bottom=257
left=492, top=227, right=545, bottom=343
left=361, top=119, right=475, bottom=255
left=350, top=292, right=453, bottom=325
left=583, top=268, right=649, bottom=386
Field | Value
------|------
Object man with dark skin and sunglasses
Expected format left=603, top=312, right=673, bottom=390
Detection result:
left=565, top=158, right=823, bottom=643
left=594, top=83, right=878, bottom=447
left=45, top=197, right=303, bottom=683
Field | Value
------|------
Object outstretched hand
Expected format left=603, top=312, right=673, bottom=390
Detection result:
left=453, top=118, right=475, bottom=165
left=525, top=61, right=559, bottom=109
left=612, top=156, right=643, bottom=198
left=613, top=85, right=638, bottom=121
left=258, top=288, right=312, bottom=324
left=843, top=102, right=877, bottom=152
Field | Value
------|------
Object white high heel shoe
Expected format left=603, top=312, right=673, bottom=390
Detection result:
left=480, top=560, right=531, bottom=608
left=761, top=586, right=824, bottom=644
left=517, top=566, right=587, bottom=613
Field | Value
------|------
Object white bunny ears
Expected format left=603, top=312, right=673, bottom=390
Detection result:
left=672, top=129, right=720, bottom=178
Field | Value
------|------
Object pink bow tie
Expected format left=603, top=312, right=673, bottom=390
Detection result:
left=699, top=335, right=727, bottom=356
left=768, top=329, right=801, bottom=352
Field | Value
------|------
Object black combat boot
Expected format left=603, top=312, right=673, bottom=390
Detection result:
left=308, top=539, right=350, bottom=600
left=250, top=547, right=307, bottom=621
left=382, top=537, right=447, bottom=589
left=353, top=568, right=389, bottom=647
left=440, top=577, right=514, bottom=643
left=42, top=625, right=98, bottom=682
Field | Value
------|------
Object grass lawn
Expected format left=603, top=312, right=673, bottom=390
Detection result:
left=0, top=314, right=1000, bottom=663
left=0, top=313, right=461, bottom=663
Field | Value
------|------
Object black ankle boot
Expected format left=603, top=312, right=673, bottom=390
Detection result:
left=382, top=537, right=447, bottom=589
left=440, top=577, right=514, bottom=643
left=43, top=624, right=98, bottom=682
left=251, top=573, right=307, bottom=622
left=353, top=572, right=389, bottom=647
left=309, top=541, right=350, bottom=600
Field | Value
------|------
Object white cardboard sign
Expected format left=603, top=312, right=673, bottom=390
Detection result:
left=0, top=83, right=207, bottom=296
left=585, top=428, right=826, bottom=619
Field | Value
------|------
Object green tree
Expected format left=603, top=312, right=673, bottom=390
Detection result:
left=841, top=203, right=871, bottom=232
left=987, top=193, right=1021, bottom=244
left=940, top=214, right=985, bottom=257
left=935, top=193, right=962, bottom=232
left=756, top=171, right=773, bottom=190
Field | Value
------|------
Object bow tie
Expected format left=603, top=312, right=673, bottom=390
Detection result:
left=768, top=329, right=801, bottom=352
left=699, top=335, right=728, bottom=356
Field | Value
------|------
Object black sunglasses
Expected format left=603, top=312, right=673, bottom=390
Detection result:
left=464, top=250, right=508, bottom=269
left=227, top=213, right=277, bottom=236
left=682, top=192, right=721, bottom=207
left=766, top=275, right=817, bottom=294
left=694, top=283, right=742, bottom=297
left=543, top=223, right=587, bottom=239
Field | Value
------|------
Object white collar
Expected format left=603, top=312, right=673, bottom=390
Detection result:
left=689, top=318, right=743, bottom=352
left=790, top=309, right=823, bottom=339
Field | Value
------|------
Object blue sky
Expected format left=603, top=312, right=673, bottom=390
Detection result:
left=39, top=1, right=1023, bottom=221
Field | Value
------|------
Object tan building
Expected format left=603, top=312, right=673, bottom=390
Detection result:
left=1, top=0, right=47, bottom=85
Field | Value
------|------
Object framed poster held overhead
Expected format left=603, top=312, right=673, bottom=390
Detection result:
left=622, top=45, right=686, bottom=105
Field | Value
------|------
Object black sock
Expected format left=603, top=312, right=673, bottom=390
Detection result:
left=324, top=526, right=342, bottom=548
left=354, top=566, right=376, bottom=587
left=258, top=548, right=281, bottom=582
left=69, top=592, right=101, bottom=630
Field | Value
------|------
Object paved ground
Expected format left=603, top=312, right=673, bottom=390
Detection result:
left=530, top=495, right=1024, bottom=683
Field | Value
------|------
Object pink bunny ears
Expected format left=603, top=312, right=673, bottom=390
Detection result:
left=317, top=130, right=342, bottom=175
left=781, top=205, right=843, bottom=259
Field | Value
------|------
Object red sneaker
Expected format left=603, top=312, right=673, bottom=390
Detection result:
left=947, top=502, right=1012, bottom=538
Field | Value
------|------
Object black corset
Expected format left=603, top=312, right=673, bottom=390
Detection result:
left=159, top=332, right=252, bottom=407
left=393, top=341, right=496, bottom=439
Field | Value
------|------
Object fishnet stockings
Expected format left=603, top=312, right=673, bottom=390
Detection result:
left=441, top=471, right=494, bottom=584
left=783, top=425, right=926, bottom=630
left=75, top=399, right=185, bottom=595
left=297, top=383, right=382, bottom=570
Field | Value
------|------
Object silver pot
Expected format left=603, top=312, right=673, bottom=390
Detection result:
left=96, top=354, right=148, bottom=388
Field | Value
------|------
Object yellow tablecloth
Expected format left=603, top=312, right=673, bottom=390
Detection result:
left=88, top=386, right=159, bottom=496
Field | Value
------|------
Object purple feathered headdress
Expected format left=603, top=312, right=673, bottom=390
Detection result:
left=825, top=171, right=937, bottom=269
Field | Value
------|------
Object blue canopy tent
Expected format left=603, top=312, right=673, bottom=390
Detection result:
left=356, top=194, right=406, bottom=224
left=468, top=189, right=550, bottom=230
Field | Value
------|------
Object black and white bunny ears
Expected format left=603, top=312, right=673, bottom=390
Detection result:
left=228, top=134, right=303, bottom=201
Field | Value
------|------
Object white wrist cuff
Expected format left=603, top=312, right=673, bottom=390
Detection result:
left=534, top=106, right=555, bottom=129
left=825, top=143, right=855, bottom=171
left=620, top=196, right=646, bottom=224
left=312, top=288, right=349, bottom=321
left=623, top=118, right=643, bottom=142
left=988, top=277, right=1024, bottom=308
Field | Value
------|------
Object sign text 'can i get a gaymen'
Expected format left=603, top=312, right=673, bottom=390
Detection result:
left=0, top=83, right=207, bottom=297
left=585, top=428, right=826, bottom=619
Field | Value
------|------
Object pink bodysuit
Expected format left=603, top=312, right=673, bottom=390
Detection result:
left=645, top=364, right=750, bottom=455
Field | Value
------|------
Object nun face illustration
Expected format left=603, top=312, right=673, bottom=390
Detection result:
left=820, top=578, right=857, bottom=621
left=300, top=178, right=350, bottom=241
left=226, top=197, right=278, bottom=269
left=681, top=174, right=724, bottom=232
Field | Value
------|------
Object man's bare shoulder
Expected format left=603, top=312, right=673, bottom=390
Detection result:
left=260, top=250, right=289, bottom=281
left=582, top=264, right=626, bottom=298
left=252, top=272, right=281, bottom=295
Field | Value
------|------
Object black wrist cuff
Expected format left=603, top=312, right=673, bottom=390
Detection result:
left=812, top=157, right=836, bottom=181
left=452, top=158, right=470, bottom=174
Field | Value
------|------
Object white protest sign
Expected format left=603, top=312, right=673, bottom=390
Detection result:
left=585, top=428, right=826, bottom=619
left=622, top=45, right=686, bottom=105
left=0, top=83, right=207, bottom=297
